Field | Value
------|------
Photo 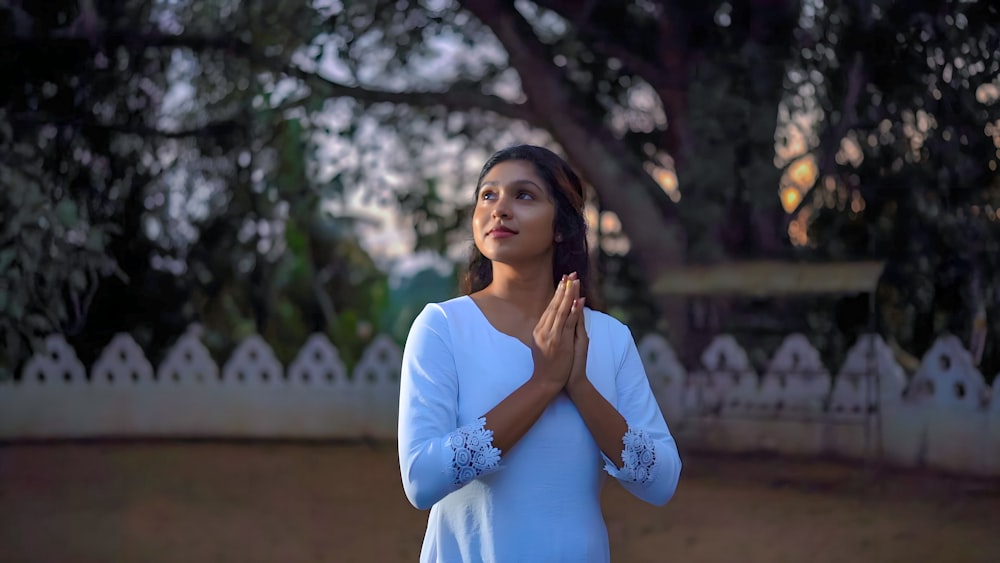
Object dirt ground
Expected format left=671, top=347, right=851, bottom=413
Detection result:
left=1, top=442, right=998, bottom=563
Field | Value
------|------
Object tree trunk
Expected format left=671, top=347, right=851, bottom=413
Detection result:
left=465, top=0, right=689, bottom=344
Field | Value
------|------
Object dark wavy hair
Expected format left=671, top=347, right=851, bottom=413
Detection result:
left=461, top=145, right=596, bottom=306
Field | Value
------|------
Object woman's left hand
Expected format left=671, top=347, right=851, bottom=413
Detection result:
left=566, top=294, right=589, bottom=397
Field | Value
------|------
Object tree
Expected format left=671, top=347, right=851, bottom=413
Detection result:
left=4, top=0, right=996, bottom=377
left=278, top=0, right=804, bottom=351
left=0, top=0, right=390, bottom=373
left=785, top=0, right=1000, bottom=376
left=1, top=0, right=808, bottom=372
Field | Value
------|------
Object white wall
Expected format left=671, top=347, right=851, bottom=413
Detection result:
left=2, top=325, right=998, bottom=476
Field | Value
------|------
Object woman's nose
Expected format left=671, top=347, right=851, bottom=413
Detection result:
left=491, top=197, right=511, bottom=218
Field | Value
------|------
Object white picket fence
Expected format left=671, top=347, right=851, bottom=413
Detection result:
left=1, top=325, right=998, bottom=476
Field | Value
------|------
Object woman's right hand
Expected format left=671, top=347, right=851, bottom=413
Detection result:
left=530, top=273, right=580, bottom=390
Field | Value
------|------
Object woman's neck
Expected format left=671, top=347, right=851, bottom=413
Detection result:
left=482, top=261, right=555, bottom=317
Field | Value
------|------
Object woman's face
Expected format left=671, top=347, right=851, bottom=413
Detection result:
left=473, top=160, right=558, bottom=267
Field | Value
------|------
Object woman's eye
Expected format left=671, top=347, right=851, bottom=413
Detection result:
left=479, top=189, right=533, bottom=200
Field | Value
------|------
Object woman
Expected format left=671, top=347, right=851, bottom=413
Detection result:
left=398, top=145, right=682, bottom=562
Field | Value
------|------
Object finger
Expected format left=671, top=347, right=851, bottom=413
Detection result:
left=566, top=300, right=581, bottom=344
left=537, top=274, right=567, bottom=334
left=576, top=304, right=590, bottom=369
left=551, top=278, right=577, bottom=336
left=563, top=277, right=578, bottom=315
left=574, top=298, right=587, bottom=336
left=569, top=295, right=586, bottom=338
left=567, top=274, right=579, bottom=306
left=567, top=277, right=581, bottom=319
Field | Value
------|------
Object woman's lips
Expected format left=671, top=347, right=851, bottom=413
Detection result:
left=488, top=229, right=516, bottom=239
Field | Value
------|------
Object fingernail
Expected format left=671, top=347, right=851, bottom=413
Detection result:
left=579, top=298, right=586, bottom=308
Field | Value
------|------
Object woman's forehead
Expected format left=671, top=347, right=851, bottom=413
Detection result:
left=481, top=160, right=543, bottom=183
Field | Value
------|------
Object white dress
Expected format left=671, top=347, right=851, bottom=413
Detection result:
left=398, top=296, right=682, bottom=563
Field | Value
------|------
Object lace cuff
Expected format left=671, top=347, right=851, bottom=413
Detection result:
left=445, top=417, right=502, bottom=485
left=604, top=426, right=656, bottom=484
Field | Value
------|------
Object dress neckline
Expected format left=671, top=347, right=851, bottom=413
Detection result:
left=460, top=295, right=534, bottom=351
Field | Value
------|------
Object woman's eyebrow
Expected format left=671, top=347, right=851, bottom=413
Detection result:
left=480, top=179, right=543, bottom=189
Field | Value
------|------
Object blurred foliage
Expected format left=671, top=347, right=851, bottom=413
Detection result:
left=787, top=0, right=1000, bottom=377
left=1, top=0, right=998, bottom=380
left=0, top=108, right=120, bottom=376
left=382, top=263, right=458, bottom=345
left=0, top=0, right=390, bottom=375
left=299, top=0, right=802, bottom=340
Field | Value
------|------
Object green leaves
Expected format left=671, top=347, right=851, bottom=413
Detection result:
left=0, top=106, right=117, bottom=371
left=0, top=249, right=14, bottom=272
left=55, top=199, right=78, bottom=228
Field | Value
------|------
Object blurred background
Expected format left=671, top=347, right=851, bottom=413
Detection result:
left=1, top=1, right=999, bottom=562
left=2, top=0, right=999, bottom=376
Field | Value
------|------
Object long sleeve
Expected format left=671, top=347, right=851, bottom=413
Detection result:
left=398, top=304, right=503, bottom=510
left=602, top=325, right=682, bottom=506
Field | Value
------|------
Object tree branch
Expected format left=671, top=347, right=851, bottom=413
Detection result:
left=9, top=112, right=242, bottom=138
left=0, top=31, right=255, bottom=53
left=530, top=0, right=692, bottom=165
left=792, top=52, right=867, bottom=218
left=817, top=52, right=866, bottom=178
left=6, top=26, right=539, bottom=127
left=279, top=65, right=539, bottom=125
left=460, top=0, right=689, bottom=342
left=461, top=0, right=677, bottom=212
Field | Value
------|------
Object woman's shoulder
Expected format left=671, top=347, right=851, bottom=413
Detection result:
left=406, top=297, right=476, bottom=350
left=584, top=307, right=628, bottom=331
left=421, top=295, right=472, bottom=315
left=583, top=307, right=637, bottom=347
left=412, top=295, right=475, bottom=326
